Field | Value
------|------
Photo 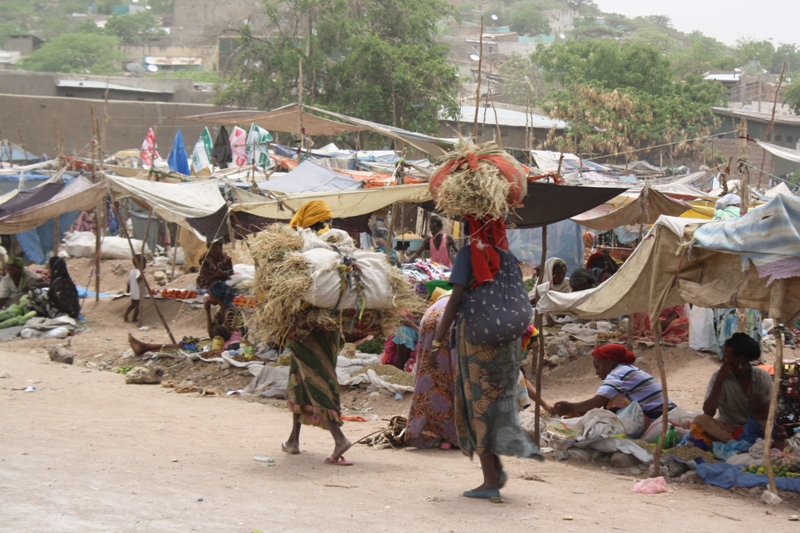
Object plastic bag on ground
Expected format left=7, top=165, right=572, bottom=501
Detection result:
left=558, top=408, right=626, bottom=441
left=641, top=407, right=702, bottom=443
left=632, top=476, right=671, bottom=494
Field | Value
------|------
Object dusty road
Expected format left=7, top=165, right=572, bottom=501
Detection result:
left=1, top=349, right=797, bottom=533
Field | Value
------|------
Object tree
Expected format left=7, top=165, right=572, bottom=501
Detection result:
left=734, top=38, right=775, bottom=71
left=18, top=33, right=122, bottom=74
left=219, top=0, right=460, bottom=136
left=532, top=39, right=674, bottom=95
left=771, top=43, right=800, bottom=75
left=510, top=5, right=550, bottom=36
left=671, top=32, right=736, bottom=77
left=147, top=0, right=175, bottom=16
left=643, top=15, right=671, bottom=28
left=559, top=0, right=595, bottom=11
left=785, top=81, right=800, bottom=115
left=104, top=11, right=165, bottom=45
left=497, top=53, right=548, bottom=106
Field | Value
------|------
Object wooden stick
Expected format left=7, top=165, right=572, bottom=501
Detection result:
left=141, top=211, right=153, bottom=257
left=385, top=203, right=396, bottom=260
left=113, top=204, right=176, bottom=344
left=757, top=63, right=787, bottom=188
left=52, top=215, right=60, bottom=258
left=763, top=279, right=786, bottom=494
left=170, top=224, right=178, bottom=281
left=651, top=321, right=670, bottom=477
left=533, top=225, right=547, bottom=446
left=472, top=17, right=484, bottom=140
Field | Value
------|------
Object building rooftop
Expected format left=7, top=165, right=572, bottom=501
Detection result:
left=447, top=105, right=566, bottom=130
left=711, top=107, right=800, bottom=127
left=55, top=79, right=173, bottom=94
left=703, top=72, right=741, bottom=83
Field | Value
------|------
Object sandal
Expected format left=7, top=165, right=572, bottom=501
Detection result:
left=325, top=455, right=354, bottom=466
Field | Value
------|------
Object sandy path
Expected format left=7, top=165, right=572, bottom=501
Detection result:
left=1, top=349, right=797, bottom=533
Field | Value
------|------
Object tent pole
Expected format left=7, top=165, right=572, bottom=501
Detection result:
left=764, top=279, right=786, bottom=494
left=651, top=321, right=670, bottom=478
left=533, top=225, right=547, bottom=446
left=170, top=224, right=178, bottom=281
left=385, top=203, right=396, bottom=260
left=141, top=211, right=153, bottom=257
left=52, top=216, right=59, bottom=258
left=472, top=17, right=484, bottom=140
left=113, top=204, right=176, bottom=344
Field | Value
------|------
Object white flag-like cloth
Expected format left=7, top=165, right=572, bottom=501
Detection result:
left=191, top=127, right=213, bottom=173
left=246, top=123, right=273, bottom=168
left=230, top=126, right=248, bottom=167
left=139, top=128, right=160, bottom=168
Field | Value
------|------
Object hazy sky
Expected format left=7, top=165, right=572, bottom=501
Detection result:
left=595, top=0, right=799, bottom=48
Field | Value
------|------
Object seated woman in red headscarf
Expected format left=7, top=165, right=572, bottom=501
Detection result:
left=552, top=344, right=677, bottom=420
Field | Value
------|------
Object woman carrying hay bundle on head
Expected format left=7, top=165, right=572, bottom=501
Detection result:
left=429, top=142, right=543, bottom=502
left=279, top=201, right=353, bottom=465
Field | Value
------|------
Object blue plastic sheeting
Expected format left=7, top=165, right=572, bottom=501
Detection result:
left=695, top=461, right=800, bottom=493
left=76, top=286, right=115, bottom=299
left=16, top=211, right=79, bottom=264
left=258, top=160, right=361, bottom=193
left=507, top=218, right=585, bottom=272
left=0, top=173, right=79, bottom=195
left=0, top=144, right=40, bottom=164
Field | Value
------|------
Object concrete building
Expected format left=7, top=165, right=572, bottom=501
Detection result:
left=711, top=107, right=800, bottom=177
left=4, top=35, right=43, bottom=58
left=0, top=71, right=216, bottom=104
left=440, top=104, right=565, bottom=149
left=544, top=9, right=576, bottom=34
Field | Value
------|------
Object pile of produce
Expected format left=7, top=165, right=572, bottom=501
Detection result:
left=742, top=454, right=800, bottom=477
left=157, top=289, right=197, bottom=299
left=0, top=300, right=36, bottom=328
left=251, top=225, right=423, bottom=343
left=233, top=295, right=257, bottom=308
left=429, top=141, right=527, bottom=220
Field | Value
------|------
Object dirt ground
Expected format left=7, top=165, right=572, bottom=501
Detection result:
left=2, top=259, right=800, bottom=531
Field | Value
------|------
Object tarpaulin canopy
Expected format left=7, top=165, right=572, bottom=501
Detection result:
left=0, top=141, right=40, bottom=164
left=181, top=104, right=365, bottom=136
left=257, top=160, right=362, bottom=194
left=105, top=175, right=226, bottom=231
left=765, top=182, right=795, bottom=198
left=509, top=182, right=627, bottom=229
left=756, top=140, right=800, bottom=164
left=230, top=183, right=431, bottom=220
left=571, top=187, right=689, bottom=232
left=0, top=175, right=108, bottom=234
left=538, top=194, right=800, bottom=324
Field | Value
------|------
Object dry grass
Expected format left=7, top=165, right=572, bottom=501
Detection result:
left=432, top=141, right=524, bottom=220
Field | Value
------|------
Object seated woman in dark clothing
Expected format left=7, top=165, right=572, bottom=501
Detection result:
left=196, top=240, right=234, bottom=290
left=26, top=257, right=81, bottom=319
left=128, top=281, right=247, bottom=356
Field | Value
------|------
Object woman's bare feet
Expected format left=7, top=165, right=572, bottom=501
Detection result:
left=281, top=440, right=300, bottom=455
left=331, top=438, right=352, bottom=461
left=128, top=334, right=145, bottom=356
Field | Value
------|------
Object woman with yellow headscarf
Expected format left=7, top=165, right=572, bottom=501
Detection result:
left=281, top=201, right=354, bottom=464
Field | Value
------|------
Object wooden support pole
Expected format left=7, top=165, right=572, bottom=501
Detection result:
left=651, top=321, right=670, bottom=477
left=141, top=211, right=153, bottom=257
left=472, top=17, right=484, bottom=140
left=533, top=225, right=547, bottom=446
left=170, top=224, right=178, bottom=281
left=763, top=279, right=787, bottom=494
left=113, top=204, right=176, bottom=344
left=385, top=203, right=396, bottom=260
left=52, top=216, right=60, bottom=258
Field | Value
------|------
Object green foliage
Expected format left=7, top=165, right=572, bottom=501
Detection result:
left=772, top=44, right=800, bottom=75
left=785, top=81, right=800, bottom=115
left=149, top=69, right=220, bottom=83
left=18, top=32, right=122, bottom=74
left=219, top=0, right=460, bottom=136
left=535, top=38, right=725, bottom=161
left=509, top=4, right=550, bottom=36
left=629, top=27, right=679, bottom=54
left=104, top=11, right=165, bottom=45
left=533, top=39, right=673, bottom=95
left=734, top=38, right=775, bottom=72
left=497, top=53, right=548, bottom=106
left=670, top=32, right=736, bottom=77
left=147, top=0, right=175, bottom=16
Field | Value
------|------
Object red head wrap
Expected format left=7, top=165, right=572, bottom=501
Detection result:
left=592, top=344, right=636, bottom=365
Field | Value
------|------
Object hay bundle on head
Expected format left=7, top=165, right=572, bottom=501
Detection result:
left=429, top=141, right=527, bottom=220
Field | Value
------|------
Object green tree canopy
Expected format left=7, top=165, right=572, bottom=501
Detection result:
left=772, top=43, right=800, bottom=75
left=510, top=5, right=550, bottom=36
left=18, top=32, right=122, bottom=74
left=532, top=38, right=674, bottom=95
left=785, top=81, right=800, bottom=115
left=734, top=38, right=775, bottom=72
left=104, top=11, right=165, bottom=45
left=219, top=0, right=460, bottom=136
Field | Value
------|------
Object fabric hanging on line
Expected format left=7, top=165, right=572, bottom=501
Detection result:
left=211, top=126, right=233, bottom=169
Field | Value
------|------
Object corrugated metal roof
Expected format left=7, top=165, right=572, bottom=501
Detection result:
left=711, top=107, right=800, bottom=126
left=703, top=73, right=740, bottom=82
left=55, top=79, right=172, bottom=94
left=448, top=105, right=566, bottom=130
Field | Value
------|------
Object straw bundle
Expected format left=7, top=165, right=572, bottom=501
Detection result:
left=250, top=223, right=424, bottom=343
left=430, top=141, right=526, bottom=220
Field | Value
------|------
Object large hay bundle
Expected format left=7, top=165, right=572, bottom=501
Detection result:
left=429, top=141, right=527, bottom=220
left=251, top=225, right=423, bottom=343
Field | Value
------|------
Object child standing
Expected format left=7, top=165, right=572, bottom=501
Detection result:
left=123, top=254, right=145, bottom=326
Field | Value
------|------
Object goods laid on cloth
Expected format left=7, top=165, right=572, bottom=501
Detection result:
left=428, top=141, right=526, bottom=220
left=250, top=224, right=422, bottom=343
left=0, top=300, right=36, bottom=329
